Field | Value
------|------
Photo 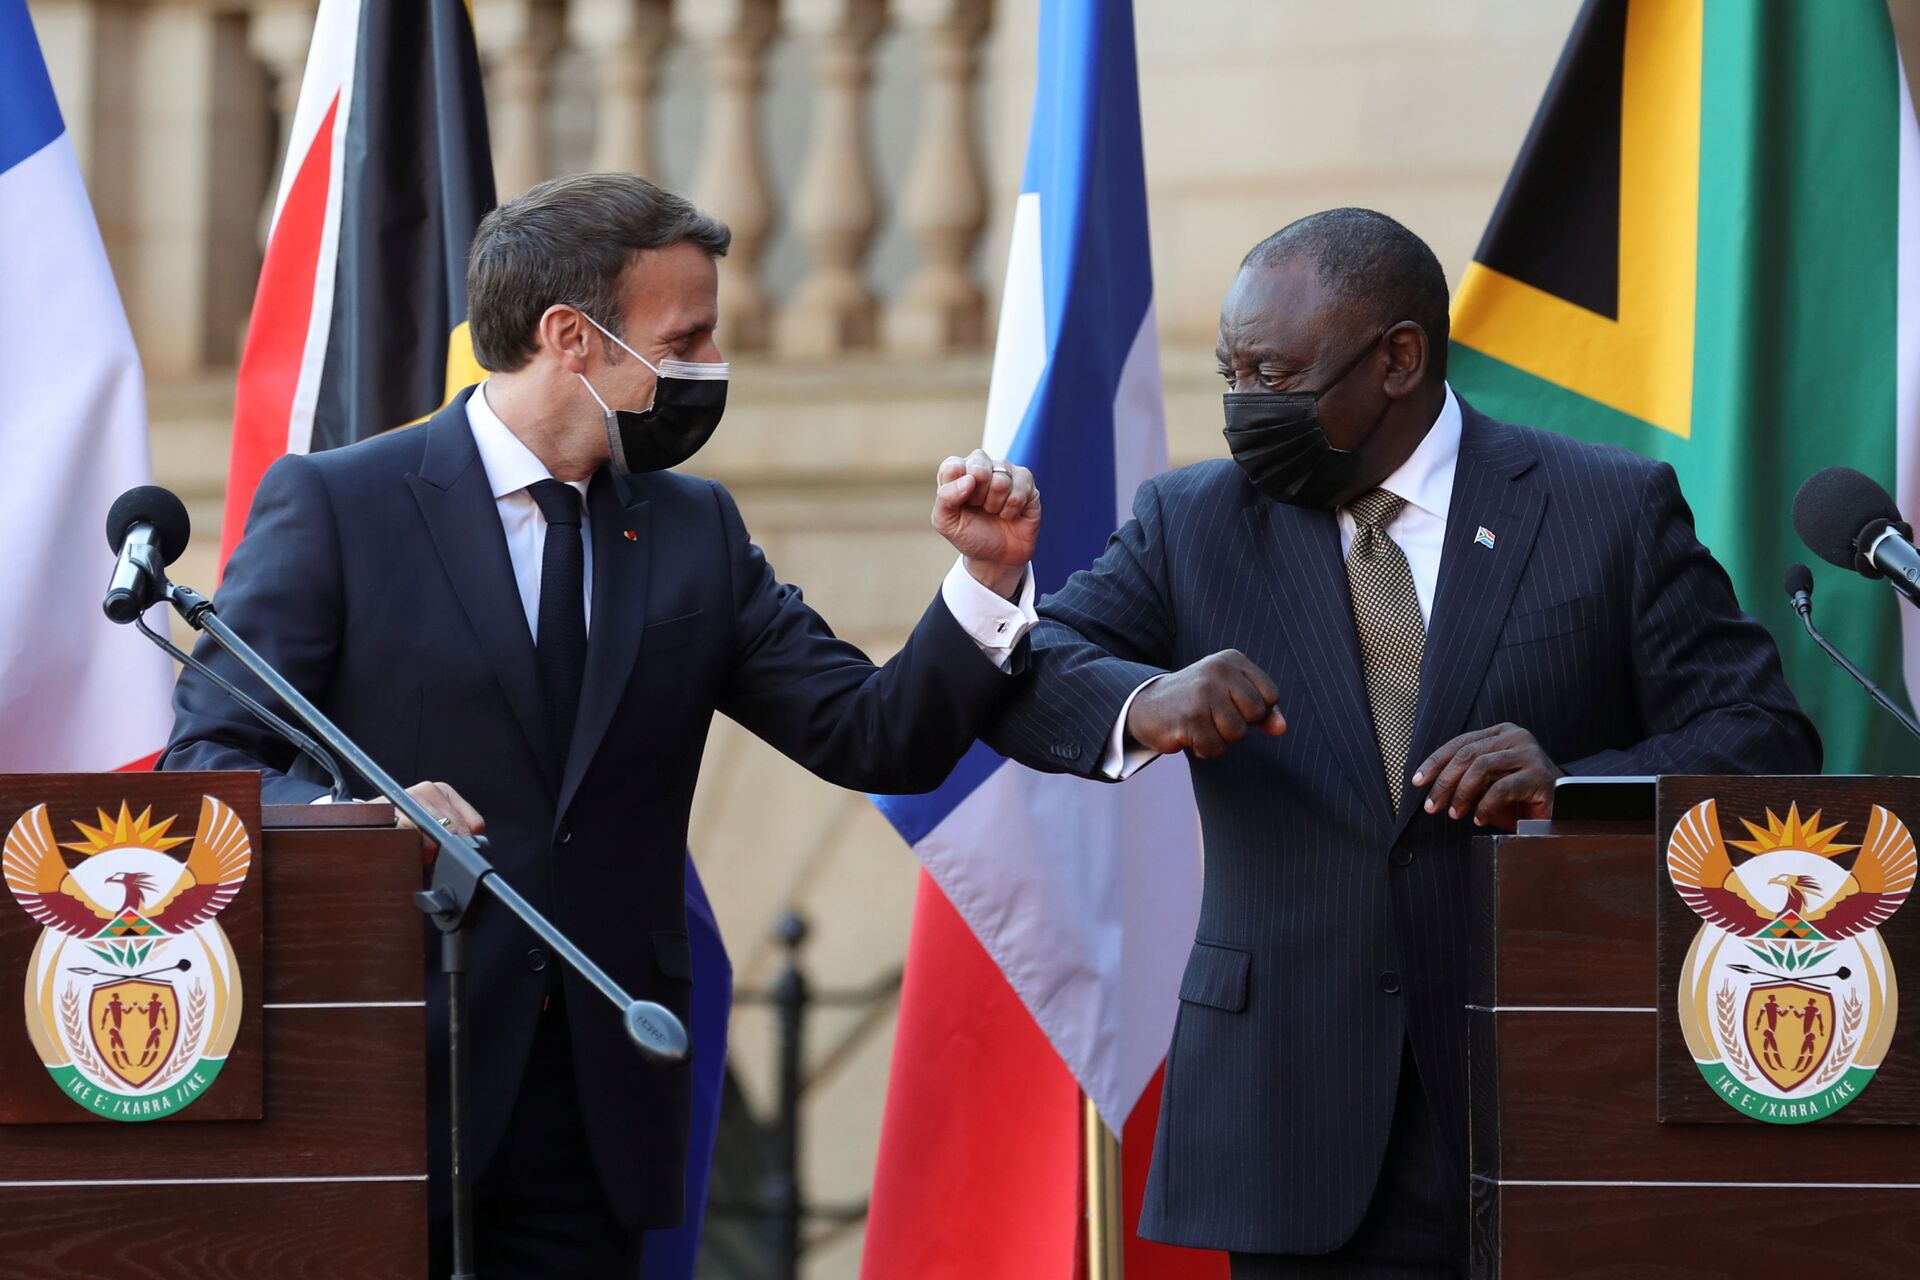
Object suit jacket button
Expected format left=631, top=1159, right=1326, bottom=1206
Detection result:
left=1379, top=971, right=1401, bottom=994
left=526, top=948, right=549, bottom=973
left=556, top=826, right=573, bottom=846
left=1391, top=847, right=1413, bottom=867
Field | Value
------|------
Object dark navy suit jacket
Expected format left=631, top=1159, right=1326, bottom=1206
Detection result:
left=161, top=389, right=1022, bottom=1229
left=986, top=401, right=1819, bottom=1254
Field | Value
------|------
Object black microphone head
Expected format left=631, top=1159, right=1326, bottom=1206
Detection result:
left=1784, top=562, right=1814, bottom=600
left=1793, top=467, right=1902, bottom=575
left=105, top=485, right=190, bottom=566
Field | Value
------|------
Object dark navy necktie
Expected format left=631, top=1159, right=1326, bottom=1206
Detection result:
left=527, top=479, right=587, bottom=763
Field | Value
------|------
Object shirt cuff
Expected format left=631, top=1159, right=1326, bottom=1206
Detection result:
left=1100, top=676, right=1166, bottom=780
left=940, top=557, right=1038, bottom=672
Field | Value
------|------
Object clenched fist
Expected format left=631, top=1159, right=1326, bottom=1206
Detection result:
left=1125, top=650, right=1287, bottom=760
left=932, top=449, right=1041, bottom=599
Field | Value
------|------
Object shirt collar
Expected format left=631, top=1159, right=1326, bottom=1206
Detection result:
left=1377, top=383, right=1461, bottom=524
left=465, top=381, right=591, bottom=503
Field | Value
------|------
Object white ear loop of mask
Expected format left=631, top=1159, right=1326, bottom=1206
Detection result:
left=577, top=311, right=730, bottom=395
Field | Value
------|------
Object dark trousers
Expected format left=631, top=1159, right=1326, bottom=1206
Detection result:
left=429, top=989, right=643, bottom=1280
left=1230, top=1042, right=1466, bottom=1280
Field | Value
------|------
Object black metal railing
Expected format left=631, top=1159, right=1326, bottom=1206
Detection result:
left=705, top=913, right=902, bottom=1280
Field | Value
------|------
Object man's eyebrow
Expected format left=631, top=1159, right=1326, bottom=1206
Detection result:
left=1215, top=345, right=1294, bottom=364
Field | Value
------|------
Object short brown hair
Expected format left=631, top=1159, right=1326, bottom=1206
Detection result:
left=466, top=172, right=731, bottom=372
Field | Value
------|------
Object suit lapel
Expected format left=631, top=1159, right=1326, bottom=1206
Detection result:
left=1393, top=406, right=1544, bottom=840
left=1244, top=499, right=1396, bottom=828
left=557, top=469, right=652, bottom=815
left=406, top=392, right=559, bottom=793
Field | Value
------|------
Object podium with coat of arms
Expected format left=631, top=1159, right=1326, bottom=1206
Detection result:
left=0, top=773, right=426, bottom=1278
left=1471, top=775, right=1920, bottom=1277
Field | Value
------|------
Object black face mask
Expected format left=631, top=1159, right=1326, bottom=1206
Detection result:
left=578, top=314, right=729, bottom=475
left=1222, top=329, right=1391, bottom=509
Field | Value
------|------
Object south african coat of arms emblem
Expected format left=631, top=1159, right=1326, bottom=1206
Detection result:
left=1667, top=800, right=1914, bottom=1123
left=4, top=797, right=250, bottom=1121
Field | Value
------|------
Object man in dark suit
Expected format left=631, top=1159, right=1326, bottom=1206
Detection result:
left=162, top=173, right=1043, bottom=1277
left=985, top=208, right=1820, bottom=1277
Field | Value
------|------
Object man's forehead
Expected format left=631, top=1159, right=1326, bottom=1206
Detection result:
left=1217, top=257, right=1346, bottom=360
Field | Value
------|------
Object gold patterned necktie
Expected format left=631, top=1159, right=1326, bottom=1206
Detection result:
left=1344, top=489, right=1425, bottom=808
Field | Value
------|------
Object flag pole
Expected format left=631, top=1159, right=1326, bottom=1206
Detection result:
left=1083, top=1091, right=1124, bottom=1280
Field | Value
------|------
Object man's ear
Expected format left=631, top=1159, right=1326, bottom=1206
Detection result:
left=541, top=305, right=594, bottom=373
left=1381, top=321, right=1428, bottom=399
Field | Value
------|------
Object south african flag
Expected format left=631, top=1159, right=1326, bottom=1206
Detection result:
left=1452, top=0, right=1920, bottom=773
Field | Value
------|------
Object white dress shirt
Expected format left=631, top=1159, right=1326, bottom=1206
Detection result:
left=1101, top=385, right=1465, bottom=778
left=467, top=382, right=594, bottom=639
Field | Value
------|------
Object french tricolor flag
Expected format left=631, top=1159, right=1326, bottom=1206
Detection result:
left=0, top=0, right=173, bottom=775
left=865, top=3, right=1223, bottom=1275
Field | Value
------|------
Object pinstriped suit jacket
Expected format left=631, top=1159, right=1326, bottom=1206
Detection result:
left=985, top=402, right=1820, bottom=1254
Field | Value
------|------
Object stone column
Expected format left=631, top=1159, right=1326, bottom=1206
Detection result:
left=477, top=0, right=566, bottom=198
left=680, top=0, right=779, bottom=352
left=568, top=0, right=672, bottom=178
left=776, top=0, right=884, bottom=356
left=105, top=2, right=271, bottom=375
left=887, top=0, right=989, bottom=353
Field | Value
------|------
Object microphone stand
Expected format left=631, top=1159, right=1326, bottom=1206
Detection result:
left=1788, top=587, right=1920, bottom=744
left=153, top=577, right=689, bottom=1280
left=133, top=614, right=352, bottom=801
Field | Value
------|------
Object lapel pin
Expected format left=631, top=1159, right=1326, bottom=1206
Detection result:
left=622, top=529, right=638, bottom=542
left=1474, top=526, right=1497, bottom=550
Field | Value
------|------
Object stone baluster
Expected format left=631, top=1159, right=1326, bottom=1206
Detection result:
left=887, top=0, right=988, bottom=353
left=776, top=0, right=885, bottom=356
left=477, top=0, right=566, bottom=199
left=568, top=0, right=672, bottom=178
left=680, top=0, right=778, bottom=352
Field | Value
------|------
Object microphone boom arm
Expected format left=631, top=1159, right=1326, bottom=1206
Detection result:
left=1790, top=594, right=1920, bottom=744
left=161, top=581, right=687, bottom=1057
left=133, top=614, right=351, bottom=801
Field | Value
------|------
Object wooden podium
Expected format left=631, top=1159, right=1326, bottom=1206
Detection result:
left=0, top=774, right=426, bottom=1279
left=1471, top=776, right=1920, bottom=1277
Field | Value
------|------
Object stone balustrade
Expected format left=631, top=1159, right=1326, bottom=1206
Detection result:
left=30, top=0, right=1002, bottom=378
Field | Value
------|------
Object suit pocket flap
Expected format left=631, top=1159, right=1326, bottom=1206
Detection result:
left=1178, top=941, right=1251, bottom=1012
left=652, top=930, right=693, bottom=980
left=1497, top=594, right=1596, bottom=647
left=642, top=610, right=706, bottom=653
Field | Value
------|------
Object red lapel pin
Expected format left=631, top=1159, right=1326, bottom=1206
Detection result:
left=622, top=530, right=638, bottom=542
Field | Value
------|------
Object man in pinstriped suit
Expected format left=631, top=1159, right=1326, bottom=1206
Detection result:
left=985, top=209, right=1819, bottom=1277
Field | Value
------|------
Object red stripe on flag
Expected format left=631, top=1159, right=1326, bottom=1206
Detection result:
left=220, top=93, right=340, bottom=572
left=1123, top=1064, right=1230, bottom=1279
left=113, top=750, right=162, bottom=773
left=862, top=872, right=1082, bottom=1279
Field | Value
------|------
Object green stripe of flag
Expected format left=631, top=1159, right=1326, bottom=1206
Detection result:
left=1454, top=0, right=1913, bottom=773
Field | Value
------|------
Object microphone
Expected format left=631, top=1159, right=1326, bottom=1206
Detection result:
left=100, top=485, right=353, bottom=800
left=103, top=485, right=191, bottom=623
left=1791, top=467, right=1920, bottom=608
left=1782, top=561, right=1920, bottom=743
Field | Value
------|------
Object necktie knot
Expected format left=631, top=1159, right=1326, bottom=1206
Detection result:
left=1346, top=488, right=1406, bottom=531
left=528, top=478, right=583, bottom=527
left=1346, top=489, right=1406, bottom=560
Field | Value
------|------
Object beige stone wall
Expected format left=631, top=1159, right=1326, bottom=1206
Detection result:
left=44, top=1, right=1920, bottom=1274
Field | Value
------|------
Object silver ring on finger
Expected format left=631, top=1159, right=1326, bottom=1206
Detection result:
left=437, top=816, right=454, bottom=829
left=992, top=466, right=1011, bottom=477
